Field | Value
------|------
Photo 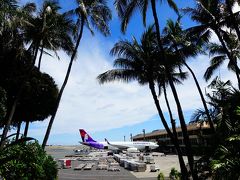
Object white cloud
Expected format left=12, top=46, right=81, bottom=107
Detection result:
left=27, top=34, right=237, bottom=143
left=28, top=36, right=156, bottom=138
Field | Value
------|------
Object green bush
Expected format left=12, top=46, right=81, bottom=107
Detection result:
left=0, top=141, right=58, bottom=180
left=157, top=172, right=165, bottom=180
left=169, top=167, right=181, bottom=180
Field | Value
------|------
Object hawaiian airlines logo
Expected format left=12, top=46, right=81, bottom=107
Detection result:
left=84, top=134, right=89, bottom=142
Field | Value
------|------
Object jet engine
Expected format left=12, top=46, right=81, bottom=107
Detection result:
left=126, top=147, right=139, bottom=153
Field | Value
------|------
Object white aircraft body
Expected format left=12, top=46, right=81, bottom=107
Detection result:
left=79, top=129, right=159, bottom=152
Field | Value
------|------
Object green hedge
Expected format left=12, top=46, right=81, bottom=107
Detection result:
left=0, top=141, right=58, bottom=180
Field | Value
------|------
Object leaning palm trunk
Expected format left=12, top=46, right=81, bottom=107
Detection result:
left=37, top=44, right=44, bottom=70
left=173, top=38, right=215, bottom=132
left=162, top=84, right=189, bottom=179
left=167, top=73, right=197, bottom=180
left=149, top=80, right=189, bottom=179
left=0, top=98, right=18, bottom=149
left=42, top=17, right=84, bottom=149
left=24, top=121, right=29, bottom=137
left=171, top=39, right=215, bottom=132
left=183, top=62, right=215, bottom=132
left=162, top=84, right=178, bottom=142
left=150, top=1, right=197, bottom=179
left=16, top=121, right=21, bottom=140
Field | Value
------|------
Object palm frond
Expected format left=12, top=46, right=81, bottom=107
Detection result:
left=208, top=43, right=225, bottom=57
left=120, top=0, right=139, bottom=33
left=165, top=0, right=179, bottom=15
left=204, top=55, right=226, bottom=81
left=190, top=108, right=207, bottom=123
left=97, top=69, right=138, bottom=84
left=138, top=0, right=149, bottom=27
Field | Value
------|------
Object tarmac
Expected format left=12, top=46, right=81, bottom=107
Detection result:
left=131, top=154, right=187, bottom=179
left=46, top=146, right=186, bottom=180
left=58, top=160, right=158, bottom=180
left=58, top=163, right=138, bottom=180
left=57, top=154, right=186, bottom=180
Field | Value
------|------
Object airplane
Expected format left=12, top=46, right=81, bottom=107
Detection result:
left=79, top=129, right=159, bottom=152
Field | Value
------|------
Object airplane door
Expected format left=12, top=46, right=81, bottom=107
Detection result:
left=104, top=146, right=108, bottom=149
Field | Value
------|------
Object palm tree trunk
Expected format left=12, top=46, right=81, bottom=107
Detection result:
left=225, top=0, right=240, bottom=41
left=149, top=80, right=189, bottom=179
left=168, top=73, right=197, bottom=179
left=32, top=41, right=41, bottom=65
left=38, top=44, right=44, bottom=70
left=184, top=62, right=215, bottom=132
left=171, top=40, right=215, bottom=133
left=24, top=121, right=29, bottom=137
left=234, top=69, right=240, bottom=88
left=214, top=27, right=240, bottom=89
left=42, top=16, right=85, bottom=149
left=150, top=1, right=197, bottom=179
left=16, top=121, right=21, bottom=140
left=162, top=84, right=178, bottom=142
left=0, top=98, right=18, bottom=149
left=162, top=84, right=189, bottom=179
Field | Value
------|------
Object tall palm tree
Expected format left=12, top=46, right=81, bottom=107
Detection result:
left=114, top=1, right=197, bottom=178
left=1, top=0, right=74, bottom=142
left=97, top=26, right=189, bottom=179
left=42, top=0, right=112, bottom=149
left=22, top=1, right=75, bottom=134
left=163, top=19, right=215, bottom=132
left=23, top=0, right=75, bottom=70
left=0, top=1, right=37, bottom=148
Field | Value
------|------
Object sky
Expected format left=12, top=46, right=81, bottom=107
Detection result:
left=8, top=0, right=237, bottom=145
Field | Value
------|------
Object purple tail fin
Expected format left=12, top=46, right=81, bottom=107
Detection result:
left=79, top=129, right=96, bottom=142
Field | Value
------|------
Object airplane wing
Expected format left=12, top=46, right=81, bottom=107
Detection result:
left=104, top=138, right=130, bottom=150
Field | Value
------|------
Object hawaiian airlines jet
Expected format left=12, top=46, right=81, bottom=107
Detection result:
left=79, top=129, right=159, bottom=152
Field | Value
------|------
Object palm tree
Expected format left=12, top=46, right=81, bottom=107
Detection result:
left=206, top=77, right=240, bottom=138
left=42, top=0, right=112, bottom=149
left=114, top=1, right=197, bottom=178
left=23, top=0, right=75, bottom=70
left=97, top=26, right=189, bottom=179
left=184, top=0, right=240, bottom=88
left=0, top=1, right=37, bottom=148
left=163, top=19, right=215, bottom=132
left=204, top=32, right=240, bottom=89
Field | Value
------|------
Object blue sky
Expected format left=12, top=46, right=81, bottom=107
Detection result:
left=9, top=0, right=237, bottom=145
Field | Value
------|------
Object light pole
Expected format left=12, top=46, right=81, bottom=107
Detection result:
left=143, top=129, right=145, bottom=141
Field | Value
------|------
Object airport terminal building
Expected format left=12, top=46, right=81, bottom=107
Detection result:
left=133, top=122, right=213, bottom=155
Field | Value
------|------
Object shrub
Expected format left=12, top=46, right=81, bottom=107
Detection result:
left=169, top=167, right=181, bottom=180
left=0, top=140, right=57, bottom=180
left=157, top=172, right=165, bottom=180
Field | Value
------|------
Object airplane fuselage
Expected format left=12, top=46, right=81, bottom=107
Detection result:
left=79, top=129, right=159, bottom=151
left=82, top=141, right=158, bottom=151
